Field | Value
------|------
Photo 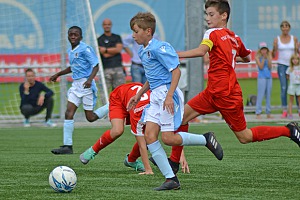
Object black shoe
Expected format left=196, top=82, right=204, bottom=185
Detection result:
left=154, top=179, right=181, bottom=191
left=149, top=157, right=179, bottom=174
left=51, top=145, right=73, bottom=154
left=286, top=122, right=300, bottom=147
left=203, top=132, right=223, bottom=160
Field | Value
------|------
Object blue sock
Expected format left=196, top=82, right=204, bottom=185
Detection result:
left=178, top=132, right=206, bottom=146
left=147, top=140, right=174, bottom=179
left=63, top=120, right=74, bottom=145
left=94, top=103, right=109, bottom=119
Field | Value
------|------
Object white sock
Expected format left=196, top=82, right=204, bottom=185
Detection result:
left=178, top=132, right=206, bottom=146
left=63, top=119, right=74, bottom=145
left=94, top=103, right=109, bottom=119
left=147, top=140, right=174, bottom=179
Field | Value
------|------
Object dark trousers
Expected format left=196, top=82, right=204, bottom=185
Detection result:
left=20, top=97, right=54, bottom=121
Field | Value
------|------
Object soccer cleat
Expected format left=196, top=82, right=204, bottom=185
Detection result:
left=281, top=111, right=288, bottom=118
left=51, top=145, right=73, bottom=154
left=45, top=119, right=57, bottom=127
left=23, top=119, right=31, bottom=127
left=149, top=157, right=179, bottom=174
left=80, top=146, right=97, bottom=165
left=154, top=179, right=181, bottom=191
left=124, top=154, right=145, bottom=172
left=203, top=132, right=223, bottom=160
left=286, top=122, right=300, bottom=147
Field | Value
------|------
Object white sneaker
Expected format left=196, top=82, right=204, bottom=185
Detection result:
left=23, top=119, right=31, bottom=127
left=45, top=120, right=57, bottom=127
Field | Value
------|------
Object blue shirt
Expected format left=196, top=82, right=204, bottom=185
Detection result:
left=139, top=38, right=180, bottom=90
left=257, top=57, right=271, bottom=79
left=68, top=41, right=99, bottom=80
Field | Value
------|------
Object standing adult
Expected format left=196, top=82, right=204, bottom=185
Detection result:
left=272, top=20, right=299, bottom=118
left=98, top=18, right=125, bottom=92
left=123, top=34, right=159, bottom=84
left=19, top=68, right=56, bottom=127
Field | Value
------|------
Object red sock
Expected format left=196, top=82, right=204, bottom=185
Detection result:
left=251, top=126, right=290, bottom=142
left=169, top=124, right=189, bottom=163
left=127, top=142, right=140, bottom=162
left=92, top=130, right=114, bottom=153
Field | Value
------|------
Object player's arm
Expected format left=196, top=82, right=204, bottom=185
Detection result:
left=164, top=67, right=181, bottom=115
left=236, top=55, right=250, bottom=63
left=127, top=81, right=150, bottom=111
left=178, top=44, right=209, bottom=58
left=50, top=67, right=72, bottom=82
left=84, top=64, right=99, bottom=88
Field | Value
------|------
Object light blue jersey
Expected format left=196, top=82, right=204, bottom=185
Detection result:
left=138, top=38, right=180, bottom=90
left=68, top=41, right=99, bottom=80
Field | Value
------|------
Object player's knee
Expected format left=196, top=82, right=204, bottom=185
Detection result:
left=65, top=110, right=74, bottom=119
left=110, top=128, right=124, bottom=138
left=236, top=136, right=251, bottom=144
left=161, top=133, right=175, bottom=146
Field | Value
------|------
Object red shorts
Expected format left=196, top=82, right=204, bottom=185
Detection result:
left=187, top=89, right=246, bottom=131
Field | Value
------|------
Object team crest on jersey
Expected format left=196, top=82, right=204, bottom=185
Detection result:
left=147, top=51, right=151, bottom=59
left=75, top=53, right=78, bottom=58
left=160, top=45, right=166, bottom=52
left=86, top=47, right=91, bottom=53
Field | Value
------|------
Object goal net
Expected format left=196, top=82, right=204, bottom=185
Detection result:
left=0, top=0, right=108, bottom=124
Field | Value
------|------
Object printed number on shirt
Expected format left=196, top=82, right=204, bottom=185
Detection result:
left=232, top=49, right=237, bottom=69
left=131, top=85, right=149, bottom=101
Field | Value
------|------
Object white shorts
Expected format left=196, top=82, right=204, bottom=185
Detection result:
left=68, top=78, right=97, bottom=111
left=140, top=85, right=184, bottom=132
left=287, top=84, right=300, bottom=96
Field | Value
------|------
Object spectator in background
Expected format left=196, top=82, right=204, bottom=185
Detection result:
left=19, top=68, right=56, bottom=127
left=286, top=54, right=300, bottom=119
left=272, top=20, right=299, bottom=118
left=255, top=42, right=273, bottom=119
left=123, top=34, right=159, bottom=84
left=98, top=18, right=125, bottom=92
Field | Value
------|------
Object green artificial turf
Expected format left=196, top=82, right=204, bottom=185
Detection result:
left=0, top=122, right=299, bottom=200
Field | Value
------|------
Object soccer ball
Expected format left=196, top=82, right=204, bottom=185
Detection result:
left=49, top=166, right=77, bottom=193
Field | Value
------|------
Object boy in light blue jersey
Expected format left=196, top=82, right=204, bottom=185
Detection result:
left=127, top=12, right=223, bottom=191
left=50, top=26, right=108, bottom=154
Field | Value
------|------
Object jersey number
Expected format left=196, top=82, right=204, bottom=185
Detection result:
left=232, top=49, right=237, bottom=69
left=130, top=85, right=149, bottom=101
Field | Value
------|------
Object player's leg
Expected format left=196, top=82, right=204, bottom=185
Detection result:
left=163, top=91, right=223, bottom=160
left=80, top=118, right=125, bottom=164
left=51, top=99, right=78, bottom=154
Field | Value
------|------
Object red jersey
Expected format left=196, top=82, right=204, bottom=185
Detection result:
left=201, top=28, right=251, bottom=97
left=109, top=83, right=150, bottom=134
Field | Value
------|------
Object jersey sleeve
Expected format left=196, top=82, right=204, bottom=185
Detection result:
left=155, top=42, right=180, bottom=72
left=236, top=36, right=251, bottom=58
left=85, top=46, right=99, bottom=68
left=201, top=29, right=214, bottom=51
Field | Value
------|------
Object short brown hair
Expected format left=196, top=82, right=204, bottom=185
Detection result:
left=205, top=0, right=230, bottom=22
left=25, top=68, right=34, bottom=75
left=130, top=12, right=156, bottom=35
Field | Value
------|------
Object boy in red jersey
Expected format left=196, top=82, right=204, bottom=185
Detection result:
left=80, top=82, right=189, bottom=174
left=175, top=0, right=300, bottom=149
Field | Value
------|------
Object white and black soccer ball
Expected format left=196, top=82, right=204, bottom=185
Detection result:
left=49, top=166, right=77, bottom=193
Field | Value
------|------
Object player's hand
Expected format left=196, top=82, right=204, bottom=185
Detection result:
left=127, top=95, right=140, bottom=111
left=83, top=80, right=92, bottom=89
left=49, top=74, right=59, bottom=82
left=180, top=150, right=190, bottom=173
left=37, top=95, right=45, bottom=106
left=138, top=171, right=154, bottom=175
left=163, top=95, right=174, bottom=115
